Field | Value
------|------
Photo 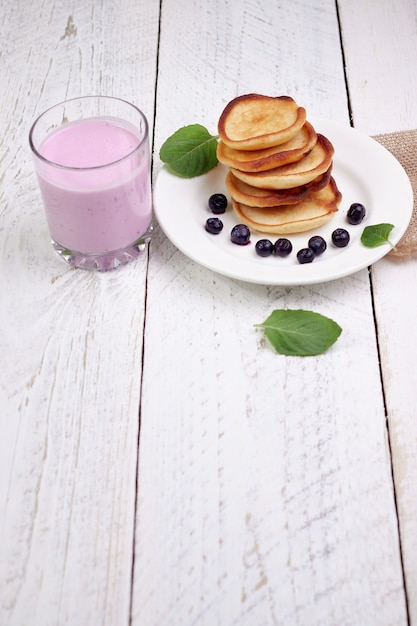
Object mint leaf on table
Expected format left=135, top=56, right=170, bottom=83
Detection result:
left=159, top=124, right=219, bottom=177
left=360, top=223, right=395, bottom=248
left=255, top=309, right=342, bottom=356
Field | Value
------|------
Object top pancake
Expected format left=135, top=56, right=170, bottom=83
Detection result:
left=218, top=94, right=307, bottom=150
left=217, top=121, right=317, bottom=172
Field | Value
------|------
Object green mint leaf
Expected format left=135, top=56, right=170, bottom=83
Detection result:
left=255, top=309, right=342, bottom=356
left=159, top=124, right=219, bottom=177
left=360, top=223, right=395, bottom=248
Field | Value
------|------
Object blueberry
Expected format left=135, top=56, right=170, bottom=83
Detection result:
left=347, top=202, right=366, bottom=225
left=332, top=228, right=350, bottom=248
left=255, top=239, right=274, bottom=257
left=205, top=217, right=223, bottom=234
left=308, top=235, right=327, bottom=256
left=274, top=238, right=293, bottom=257
left=297, top=248, right=315, bottom=264
left=231, top=224, right=250, bottom=245
left=208, top=193, right=228, bottom=214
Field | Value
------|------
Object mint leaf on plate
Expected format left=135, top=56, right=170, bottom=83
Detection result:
left=360, top=223, right=395, bottom=248
left=255, top=309, right=342, bottom=356
left=159, top=124, right=219, bottom=177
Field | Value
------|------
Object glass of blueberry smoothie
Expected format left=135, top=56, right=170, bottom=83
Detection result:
left=29, top=96, right=153, bottom=271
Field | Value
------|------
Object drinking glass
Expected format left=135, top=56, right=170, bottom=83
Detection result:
left=29, top=96, right=153, bottom=271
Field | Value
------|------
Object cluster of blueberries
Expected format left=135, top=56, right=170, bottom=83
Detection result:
left=204, top=193, right=366, bottom=264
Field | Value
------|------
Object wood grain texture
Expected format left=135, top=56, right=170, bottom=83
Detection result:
left=2, top=0, right=417, bottom=624
left=0, top=1, right=159, bottom=625
left=338, top=0, right=417, bottom=135
left=131, top=0, right=408, bottom=624
left=135, top=249, right=407, bottom=625
left=340, top=0, right=417, bottom=621
left=371, top=258, right=417, bottom=623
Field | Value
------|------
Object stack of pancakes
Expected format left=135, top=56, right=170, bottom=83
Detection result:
left=217, top=94, right=342, bottom=235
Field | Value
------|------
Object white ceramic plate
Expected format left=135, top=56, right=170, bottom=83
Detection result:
left=153, top=118, right=413, bottom=285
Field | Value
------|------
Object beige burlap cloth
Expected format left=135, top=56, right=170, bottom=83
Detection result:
left=373, top=129, right=417, bottom=259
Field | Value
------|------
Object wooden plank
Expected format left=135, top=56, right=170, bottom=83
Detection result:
left=338, top=0, right=417, bottom=135
left=132, top=0, right=407, bottom=624
left=339, top=0, right=417, bottom=620
left=0, top=1, right=159, bottom=624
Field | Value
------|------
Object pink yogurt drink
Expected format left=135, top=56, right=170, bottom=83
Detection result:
left=30, top=97, right=152, bottom=270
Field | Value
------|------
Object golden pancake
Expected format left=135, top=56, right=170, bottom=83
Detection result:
left=217, top=121, right=317, bottom=172
left=305, top=166, right=333, bottom=192
left=218, top=94, right=306, bottom=150
left=231, top=177, right=342, bottom=235
left=225, top=167, right=332, bottom=208
left=230, top=134, right=334, bottom=190
left=226, top=171, right=310, bottom=206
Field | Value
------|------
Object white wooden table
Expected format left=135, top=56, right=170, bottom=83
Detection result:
left=2, top=1, right=417, bottom=624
